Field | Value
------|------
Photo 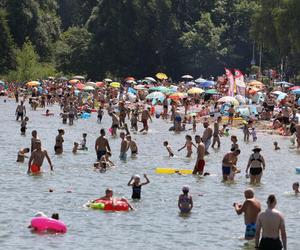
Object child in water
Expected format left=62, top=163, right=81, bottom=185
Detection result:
left=178, top=135, right=197, bottom=157
left=20, top=117, right=29, bottom=135
left=79, top=133, right=88, bottom=150
left=192, top=116, right=196, bottom=132
left=178, top=185, right=193, bottom=213
left=16, top=148, right=30, bottom=162
left=164, top=141, right=174, bottom=157
left=251, top=127, right=257, bottom=142
left=274, top=141, right=280, bottom=150
left=243, top=121, right=250, bottom=142
left=230, top=135, right=239, bottom=151
left=127, top=174, right=150, bottom=199
left=72, top=142, right=79, bottom=154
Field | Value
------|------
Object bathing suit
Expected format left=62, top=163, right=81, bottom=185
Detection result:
left=250, top=167, right=262, bottom=176
left=142, top=119, right=148, bottom=129
left=20, top=127, right=26, bottom=133
left=112, top=124, right=118, bottom=129
left=31, top=164, right=41, bottom=173
left=97, top=150, right=106, bottom=161
left=259, top=237, right=282, bottom=250
left=132, top=150, right=137, bottom=155
left=195, top=159, right=205, bottom=173
left=119, top=152, right=127, bottom=161
left=54, top=145, right=61, bottom=152
left=204, top=138, right=211, bottom=151
left=245, top=223, right=256, bottom=238
left=222, top=166, right=231, bottom=175
left=228, top=112, right=234, bottom=117
left=132, top=184, right=142, bottom=199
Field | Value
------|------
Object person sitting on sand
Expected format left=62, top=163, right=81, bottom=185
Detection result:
left=178, top=185, right=193, bottom=213
left=92, top=188, right=134, bottom=210
left=292, top=182, right=300, bottom=194
left=274, top=142, right=280, bottom=150
left=17, top=148, right=30, bottom=162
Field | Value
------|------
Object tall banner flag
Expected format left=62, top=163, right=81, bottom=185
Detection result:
left=225, top=68, right=234, bottom=96
left=234, top=69, right=246, bottom=96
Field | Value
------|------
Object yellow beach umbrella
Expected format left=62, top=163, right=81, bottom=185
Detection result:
left=187, top=87, right=204, bottom=94
left=110, top=82, right=120, bottom=88
left=26, top=81, right=40, bottom=87
left=156, top=72, right=168, bottom=80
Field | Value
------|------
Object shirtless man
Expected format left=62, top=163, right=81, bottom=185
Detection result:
left=16, top=148, right=30, bottom=162
left=31, top=130, right=40, bottom=152
left=255, top=194, right=287, bottom=250
left=95, top=129, right=111, bottom=161
left=15, top=101, right=26, bottom=121
left=92, top=188, right=134, bottom=210
left=222, top=149, right=240, bottom=181
left=27, top=140, right=53, bottom=174
left=120, top=132, right=129, bottom=161
left=233, top=188, right=261, bottom=240
left=202, top=122, right=213, bottom=154
left=193, top=135, right=205, bottom=175
left=126, top=135, right=138, bottom=157
left=140, top=107, right=152, bottom=132
left=212, top=116, right=222, bottom=148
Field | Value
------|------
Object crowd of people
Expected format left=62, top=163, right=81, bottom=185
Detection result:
left=6, top=75, right=300, bottom=250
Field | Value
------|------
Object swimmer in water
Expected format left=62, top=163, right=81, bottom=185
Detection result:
left=163, top=141, right=174, bottom=157
left=20, top=117, right=29, bottom=135
left=178, top=185, right=193, bottom=213
left=79, top=133, right=88, bottom=150
left=178, top=135, right=197, bottom=157
left=72, top=142, right=79, bottom=154
left=17, top=148, right=30, bottom=162
left=274, top=141, right=280, bottom=150
left=126, top=135, right=138, bottom=157
left=230, top=135, right=239, bottom=152
left=127, top=174, right=150, bottom=199
left=292, top=182, right=300, bottom=194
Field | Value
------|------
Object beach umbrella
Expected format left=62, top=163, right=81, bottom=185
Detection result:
left=155, top=72, right=168, bottom=80
left=0, top=80, right=5, bottom=86
left=26, top=81, right=40, bottom=87
left=104, top=78, right=113, bottom=83
left=75, top=83, right=85, bottom=90
left=126, top=80, right=137, bottom=84
left=205, top=89, right=218, bottom=95
left=181, top=75, right=194, bottom=80
left=187, top=87, right=204, bottom=94
left=73, top=75, right=85, bottom=80
left=149, top=86, right=170, bottom=93
left=277, top=93, right=287, bottom=100
left=275, top=81, right=293, bottom=87
left=289, top=86, right=300, bottom=91
left=292, top=89, right=300, bottom=95
left=146, top=91, right=165, bottom=100
left=235, top=95, right=246, bottom=104
left=168, top=92, right=187, bottom=100
left=198, top=80, right=216, bottom=88
left=86, top=81, right=96, bottom=86
left=145, top=77, right=157, bottom=82
left=194, top=77, right=206, bottom=84
left=110, top=82, right=120, bottom=88
left=134, top=84, right=147, bottom=90
left=58, top=76, right=68, bottom=81
left=69, top=79, right=80, bottom=84
left=185, top=81, right=196, bottom=87
left=83, top=85, right=95, bottom=91
left=271, top=91, right=284, bottom=95
left=217, top=96, right=239, bottom=106
left=95, top=82, right=105, bottom=88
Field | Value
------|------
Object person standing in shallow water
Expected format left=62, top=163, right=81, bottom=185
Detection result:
left=178, top=185, right=193, bottom=213
left=54, top=129, right=64, bottom=154
left=245, top=146, right=265, bottom=184
left=95, top=128, right=111, bottom=161
left=233, top=188, right=261, bottom=240
left=255, top=194, right=287, bottom=250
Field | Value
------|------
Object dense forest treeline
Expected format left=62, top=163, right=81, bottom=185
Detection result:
left=1, top=0, right=300, bottom=81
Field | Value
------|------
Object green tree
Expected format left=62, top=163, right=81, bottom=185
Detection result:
left=0, top=8, right=15, bottom=74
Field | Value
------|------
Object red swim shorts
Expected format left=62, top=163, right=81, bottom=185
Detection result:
left=31, top=164, right=41, bottom=173
left=196, top=159, right=205, bottom=173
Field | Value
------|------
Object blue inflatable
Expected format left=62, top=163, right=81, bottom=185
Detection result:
left=81, top=112, right=91, bottom=119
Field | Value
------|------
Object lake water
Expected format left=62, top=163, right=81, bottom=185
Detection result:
left=0, top=98, right=299, bottom=250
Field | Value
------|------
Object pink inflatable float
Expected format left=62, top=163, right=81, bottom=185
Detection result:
left=30, top=217, right=67, bottom=233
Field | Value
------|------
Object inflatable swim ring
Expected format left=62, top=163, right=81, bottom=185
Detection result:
left=93, top=199, right=129, bottom=211
left=30, top=217, right=67, bottom=233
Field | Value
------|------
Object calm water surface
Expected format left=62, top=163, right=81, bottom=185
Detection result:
left=0, top=98, right=299, bottom=250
